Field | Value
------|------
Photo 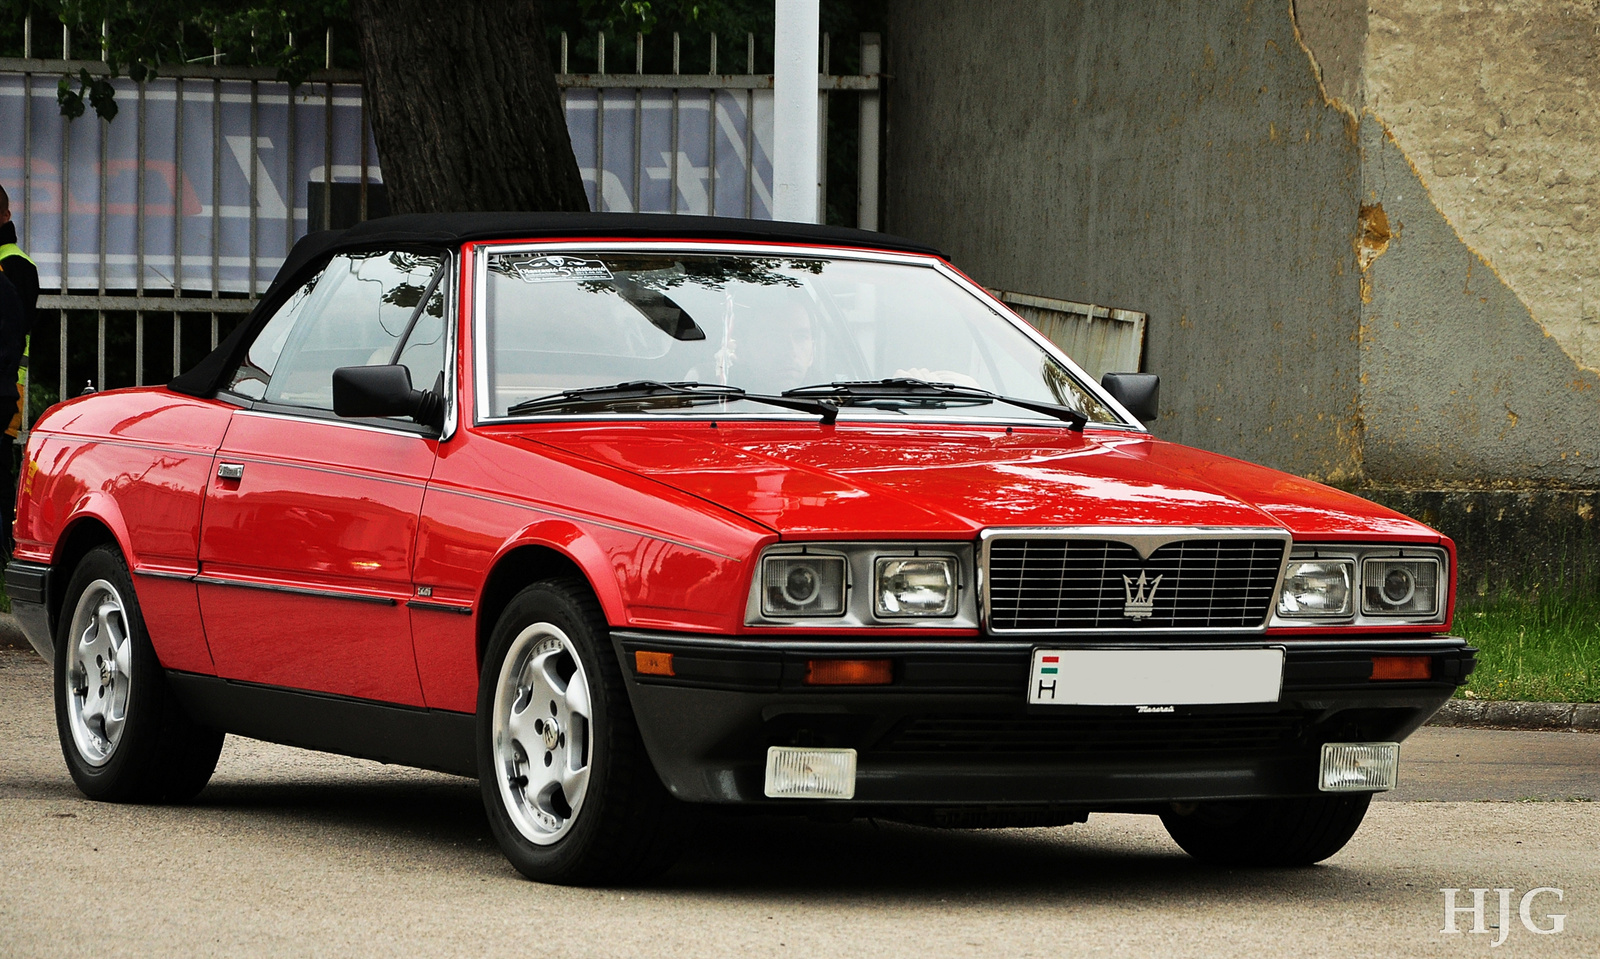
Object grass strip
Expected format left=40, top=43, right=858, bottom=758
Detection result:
left=1453, top=593, right=1600, bottom=703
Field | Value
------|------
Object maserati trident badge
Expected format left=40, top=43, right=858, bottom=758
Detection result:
left=1122, top=570, right=1163, bottom=619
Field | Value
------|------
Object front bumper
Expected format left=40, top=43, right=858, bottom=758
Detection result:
left=611, top=630, right=1475, bottom=808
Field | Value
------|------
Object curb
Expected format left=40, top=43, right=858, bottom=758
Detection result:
left=1428, top=700, right=1600, bottom=732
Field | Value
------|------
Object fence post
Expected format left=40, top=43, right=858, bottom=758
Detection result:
left=857, top=33, right=881, bottom=231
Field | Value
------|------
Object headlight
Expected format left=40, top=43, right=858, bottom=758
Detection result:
left=874, top=557, right=957, bottom=617
left=1276, top=560, right=1353, bottom=618
left=761, top=555, right=847, bottom=616
left=1271, top=546, right=1448, bottom=627
left=747, top=543, right=976, bottom=627
left=1362, top=558, right=1440, bottom=616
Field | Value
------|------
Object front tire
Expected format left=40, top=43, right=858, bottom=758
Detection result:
left=477, top=577, right=680, bottom=884
left=1160, top=794, right=1372, bottom=866
left=54, top=545, right=224, bottom=802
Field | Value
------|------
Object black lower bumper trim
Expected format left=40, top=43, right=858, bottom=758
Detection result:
left=3, top=559, right=49, bottom=605
left=5, top=560, right=55, bottom=662
left=167, top=672, right=477, bottom=778
left=611, top=630, right=1473, bottom=805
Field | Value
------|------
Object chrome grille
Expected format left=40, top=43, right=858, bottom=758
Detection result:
left=985, top=536, right=1286, bottom=631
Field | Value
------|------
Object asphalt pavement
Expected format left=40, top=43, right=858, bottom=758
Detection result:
left=2, top=647, right=1596, bottom=958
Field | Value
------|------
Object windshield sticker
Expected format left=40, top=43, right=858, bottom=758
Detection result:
left=499, top=255, right=614, bottom=284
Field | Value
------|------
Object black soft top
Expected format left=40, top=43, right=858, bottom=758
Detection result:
left=169, top=213, right=943, bottom=398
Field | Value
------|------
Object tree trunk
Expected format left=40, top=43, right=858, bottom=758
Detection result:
left=348, top=0, right=590, bottom=214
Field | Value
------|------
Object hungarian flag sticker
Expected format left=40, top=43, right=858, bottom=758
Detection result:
left=1031, top=652, right=1062, bottom=702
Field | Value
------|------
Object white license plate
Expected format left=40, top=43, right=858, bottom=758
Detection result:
left=1028, top=648, right=1284, bottom=706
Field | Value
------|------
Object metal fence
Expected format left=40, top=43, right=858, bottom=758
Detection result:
left=990, top=290, right=1147, bottom=381
left=0, top=18, right=884, bottom=430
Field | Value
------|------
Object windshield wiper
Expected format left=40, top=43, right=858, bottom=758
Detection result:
left=506, top=380, right=838, bottom=422
left=782, top=377, right=1087, bottom=430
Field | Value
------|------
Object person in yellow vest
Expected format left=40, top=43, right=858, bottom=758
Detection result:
left=0, top=183, right=38, bottom=559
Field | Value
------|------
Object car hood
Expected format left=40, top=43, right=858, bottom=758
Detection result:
left=511, top=423, right=1438, bottom=541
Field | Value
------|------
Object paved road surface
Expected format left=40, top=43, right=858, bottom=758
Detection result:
left=2, top=649, right=1595, bottom=957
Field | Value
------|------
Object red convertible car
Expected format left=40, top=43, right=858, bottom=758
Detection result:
left=7, top=214, right=1474, bottom=884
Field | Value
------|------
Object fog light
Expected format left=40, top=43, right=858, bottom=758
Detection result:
left=764, top=747, right=856, bottom=799
left=1319, top=742, right=1399, bottom=792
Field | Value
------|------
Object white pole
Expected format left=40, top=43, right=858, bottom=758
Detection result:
left=772, top=0, right=820, bottom=222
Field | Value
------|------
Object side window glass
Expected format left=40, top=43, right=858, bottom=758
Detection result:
left=393, top=276, right=449, bottom=393
left=225, top=272, right=321, bottom=400
left=261, top=251, right=446, bottom=411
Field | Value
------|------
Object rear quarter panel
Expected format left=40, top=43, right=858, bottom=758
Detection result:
left=18, top=389, right=234, bottom=673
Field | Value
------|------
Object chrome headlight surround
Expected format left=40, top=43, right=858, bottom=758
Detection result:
left=745, top=543, right=977, bottom=628
left=1270, top=545, right=1449, bottom=627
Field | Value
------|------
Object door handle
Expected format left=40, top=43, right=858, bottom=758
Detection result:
left=217, top=463, right=245, bottom=481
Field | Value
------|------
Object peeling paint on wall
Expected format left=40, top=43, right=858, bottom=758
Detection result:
left=1292, top=0, right=1600, bottom=486
left=1355, top=203, right=1391, bottom=271
left=1355, top=202, right=1391, bottom=303
left=1363, top=0, right=1600, bottom=373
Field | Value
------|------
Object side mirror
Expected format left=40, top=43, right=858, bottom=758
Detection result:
left=332, top=365, right=444, bottom=431
left=1101, top=372, right=1159, bottom=422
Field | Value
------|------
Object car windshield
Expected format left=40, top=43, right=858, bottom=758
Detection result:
left=479, top=249, right=1118, bottom=424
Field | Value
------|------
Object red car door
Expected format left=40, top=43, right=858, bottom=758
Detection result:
left=196, top=412, right=435, bottom=705
left=194, top=248, right=451, bottom=706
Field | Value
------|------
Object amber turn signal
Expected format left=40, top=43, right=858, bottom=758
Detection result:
left=1370, top=655, right=1431, bottom=681
left=634, top=650, right=675, bottom=677
left=805, top=658, right=893, bottom=686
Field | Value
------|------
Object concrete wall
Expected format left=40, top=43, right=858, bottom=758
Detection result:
left=1358, top=121, right=1600, bottom=485
left=885, top=0, right=1600, bottom=492
left=885, top=0, right=1365, bottom=484
left=1365, top=0, right=1600, bottom=371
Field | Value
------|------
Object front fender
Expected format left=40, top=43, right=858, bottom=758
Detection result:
left=489, top=517, right=631, bottom=627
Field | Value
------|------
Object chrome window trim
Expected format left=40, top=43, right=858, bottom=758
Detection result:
left=978, top=526, right=1293, bottom=636
left=469, top=240, right=1138, bottom=430
left=440, top=254, right=460, bottom=440
left=744, top=541, right=979, bottom=629
left=233, top=407, right=438, bottom=442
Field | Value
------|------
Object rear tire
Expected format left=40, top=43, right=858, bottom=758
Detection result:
left=1160, top=794, right=1372, bottom=866
left=54, top=545, right=224, bottom=802
left=477, top=577, right=681, bottom=885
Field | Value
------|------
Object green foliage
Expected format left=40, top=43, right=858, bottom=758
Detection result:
left=16, top=0, right=358, bottom=120
left=1455, top=592, right=1600, bottom=703
left=56, top=66, right=113, bottom=119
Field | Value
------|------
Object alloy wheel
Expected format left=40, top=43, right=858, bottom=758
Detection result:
left=63, top=579, right=133, bottom=766
left=491, top=622, right=594, bottom=845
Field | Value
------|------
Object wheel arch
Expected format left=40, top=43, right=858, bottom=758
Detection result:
left=47, top=510, right=126, bottom=638
left=475, top=534, right=619, bottom=671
